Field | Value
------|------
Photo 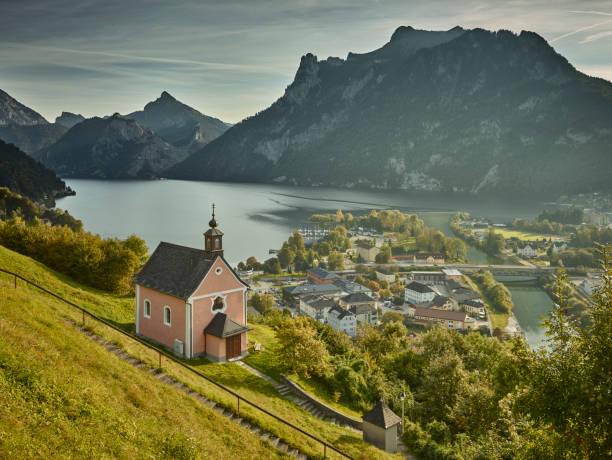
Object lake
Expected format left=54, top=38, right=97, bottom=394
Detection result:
left=58, top=178, right=552, bottom=346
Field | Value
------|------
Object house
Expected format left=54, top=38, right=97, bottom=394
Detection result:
left=134, top=208, right=249, bottom=362
left=375, top=269, right=396, bottom=283
left=299, top=295, right=336, bottom=323
left=350, top=303, right=379, bottom=326
left=392, top=253, right=445, bottom=264
left=332, top=279, right=372, bottom=296
left=551, top=241, right=568, bottom=254
left=411, top=271, right=445, bottom=285
left=428, top=295, right=457, bottom=311
left=405, top=281, right=436, bottom=304
left=412, top=307, right=473, bottom=330
left=362, top=399, right=402, bottom=453
left=442, top=269, right=463, bottom=282
left=356, top=242, right=380, bottom=263
left=307, top=267, right=342, bottom=284
left=328, top=304, right=357, bottom=337
left=461, top=299, right=486, bottom=319
left=516, top=244, right=538, bottom=258
left=339, top=292, right=378, bottom=312
left=449, top=286, right=481, bottom=303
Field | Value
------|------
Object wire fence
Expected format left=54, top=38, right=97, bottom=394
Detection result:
left=1, top=268, right=353, bottom=460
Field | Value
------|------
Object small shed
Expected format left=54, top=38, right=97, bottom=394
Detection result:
left=362, top=399, right=402, bottom=453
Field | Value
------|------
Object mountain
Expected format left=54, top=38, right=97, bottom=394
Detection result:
left=0, top=139, right=74, bottom=206
left=125, top=91, right=229, bottom=152
left=34, top=114, right=189, bottom=179
left=167, top=26, right=612, bottom=197
left=0, top=89, right=67, bottom=152
left=55, top=111, right=86, bottom=128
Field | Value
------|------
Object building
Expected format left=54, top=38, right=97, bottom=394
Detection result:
left=450, top=286, right=482, bottom=304
left=362, top=399, right=402, bottom=453
left=412, top=307, right=472, bottom=330
left=551, top=241, right=568, bottom=254
left=350, top=303, right=379, bottom=326
left=411, top=271, right=445, bottom=285
left=442, top=269, right=463, bottom=282
left=307, top=267, right=342, bottom=284
left=375, top=269, right=396, bottom=283
left=339, top=292, right=378, bottom=312
left=283, top=283, right=345, bottom=299
left=392, top=253, right=445, bottom=264
left=405, top=281, right=436, bottom=304
left=516, top=244, right=538, bottom=258
left=356, top=242, right=380, bottom=263
left=332, top=279, right=372, bottom=296
left=299, top=295, right=336, bottom=323
left=428, top=295, right=457, bottom=311
left=328, top=304, right=357, bottom=337
left=134, top=209, right=249, bottom=362
left=461, top=299, right=486, bottom=319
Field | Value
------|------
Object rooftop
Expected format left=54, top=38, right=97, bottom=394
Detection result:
left=341, top=292, right=376, bottom=304
left=442, top=269, right=463, bottom=276
left=405, top=281, right=435, bottom=294
left=204, top=313, right=250, bottom=338
left=362, top=400, right=402, bottom=428
left=307, top=267, right=340, bottom=280
left=414, top=307, right=467, bottom=322
left=285, top=283, right=344, bottom=296
left=134, top=242, right=246, bottom=300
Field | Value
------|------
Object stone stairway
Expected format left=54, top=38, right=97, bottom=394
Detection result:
left=69, top=320, right=307, bottom=460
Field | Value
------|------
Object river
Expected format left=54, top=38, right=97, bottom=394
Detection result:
left=57, top=178, right=552, bottom=346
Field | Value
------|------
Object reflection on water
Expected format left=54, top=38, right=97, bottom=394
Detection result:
left=506, top=283, right=553, bottom=349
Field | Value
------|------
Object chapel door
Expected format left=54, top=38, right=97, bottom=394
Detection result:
left=226, top=334, right=241, bottom=359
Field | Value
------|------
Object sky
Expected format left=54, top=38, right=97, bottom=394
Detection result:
left=1, top=0, right=611, bottom=123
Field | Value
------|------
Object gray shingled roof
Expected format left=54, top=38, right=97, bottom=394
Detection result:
left=362, top=400, right=401, bottom=428
left=341, top=292, right=375, bottom=304
left=405, top=281, right=435, bottom=293
left=205, top=313, right=249, bottom=338
left=308, top=267, right=340, bottom=280
left=414, top=307, right=467, bottom=321
left=133, top=242, right=246, bottom=300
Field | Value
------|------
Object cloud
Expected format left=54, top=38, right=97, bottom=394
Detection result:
left=568, top=10, right=612, bottom=17
left=550, top=18, right=612, bottom=42
left=580, top=29, right=612, bottom=43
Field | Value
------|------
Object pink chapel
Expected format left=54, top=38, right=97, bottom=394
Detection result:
left=133, top=206, right=249, bottom=362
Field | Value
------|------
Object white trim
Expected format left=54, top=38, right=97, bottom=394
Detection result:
left=188, top=256, right=247, bottom=298
left=143, top=299, right=151, bottom=318
left=185, top=301, right=192, bottom=358
left=163, top=306, right=172, bottom=326
left=210, top=294, right=228, bottom=314
left=215, top=267, right=223, bottom=275
left=191, top=286, right=246, bottom=301
left=135, top=285, right=140, bottom=334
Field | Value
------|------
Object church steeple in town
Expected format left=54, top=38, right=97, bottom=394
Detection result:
left=204, top=203, right=224, bottom=259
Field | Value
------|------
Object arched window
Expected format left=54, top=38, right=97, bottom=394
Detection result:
left=144, top=300, right=151, bottom=318
left=214, top=238, right=221, bottom=249
left=163, top=306, right=172, bottom=326
left=212, top=296, right=225, bottom=311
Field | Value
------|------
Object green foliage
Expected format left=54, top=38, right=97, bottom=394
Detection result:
left=0, top=187, right=82, bottom=231
left=375, top=245, right=392, bottom=263
left=470, top=271, right=514, bottom=314
left=538, top=207, right=583, bottom=224
left=0, top=217, right=147, bottom=294
left=571, top=225, right=612, bottom=248
left=0, top=140, right=73, bottom=207
left=248, top=292, right=274, bottom=314
left=327, top=250, right=345, bottom=270
left=513, top=217, right=571, bottom=235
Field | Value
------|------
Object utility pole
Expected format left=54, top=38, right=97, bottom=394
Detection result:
left=400, top=390, right=406, bottom=434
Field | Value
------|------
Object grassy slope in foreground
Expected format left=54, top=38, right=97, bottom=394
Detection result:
left=0, top=270, right=286, bottom=458
left=0, top=246, right=398, bottom=459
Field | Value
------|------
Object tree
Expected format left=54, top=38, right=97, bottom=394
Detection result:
left=276, top=317, right=332, bottom=378
left=249, top=293, right=274, bottom=313
left=263, top=257, right=281, bottom=274
left=287, top=231, right=305, bottom=253
left=335, top=209, right=344, bottom=222
left=277, top=243, right=295, bottom=269
left=375, top=245, right=392, bottom=263
left=327, top=250, right=345, bottom=270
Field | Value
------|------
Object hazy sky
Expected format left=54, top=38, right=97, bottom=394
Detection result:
left=1, top=0, right=611, bottom=123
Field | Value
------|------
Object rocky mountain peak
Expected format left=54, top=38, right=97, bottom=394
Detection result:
left=0, top=89, right=49, bottom=126
left=55, top=112, right=85, bottom=129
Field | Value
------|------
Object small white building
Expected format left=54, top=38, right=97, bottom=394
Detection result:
left=298, top=295, right=336, bottom=323
left=551, top=242, right=568, bottom=254
left=355, top=242, right=380, bottom=263
left=328, top=304, right=357, bottom=337
left=362, top=399, right=402, bottom=453
left=516, top=244, right=538, bottom=258
left=405, top=281, right=436, bottom=304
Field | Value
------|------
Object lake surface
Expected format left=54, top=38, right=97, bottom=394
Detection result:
left=58, top=178, right=551, bottom=346
left=506, top=283, right=554, bottom=348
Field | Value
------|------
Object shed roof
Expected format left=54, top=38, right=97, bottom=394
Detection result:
left=341, top=292, right=376, bottom=304
left=414, top=307, right=467, bottom=321
left=405, top=281, right=434, bottom=294
left=362, top=400, right=401, bottom=428
left=308, top=267, right=340, bottom=280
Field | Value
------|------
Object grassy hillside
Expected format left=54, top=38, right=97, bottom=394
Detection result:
left=0, top=257, right=287, bottom=458
left=0, top=245, right=398, bottom=459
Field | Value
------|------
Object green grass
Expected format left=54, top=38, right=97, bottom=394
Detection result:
left=490, top=229, right=567, bottom=242
left=0, top=245, right=399, bottom=459
left=245, top=323, right=363, bottom=419
left=0, top=260, right=287, bottom=458
left=463, top=275, right=509, bottom=330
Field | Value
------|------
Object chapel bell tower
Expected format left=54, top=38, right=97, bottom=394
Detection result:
left=204, top=204, right=224, bottom=259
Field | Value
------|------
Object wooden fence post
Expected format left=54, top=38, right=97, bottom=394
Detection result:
left=14, top=275, right=17, bottom=288
left=159, top=351, right=162, bottom=369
